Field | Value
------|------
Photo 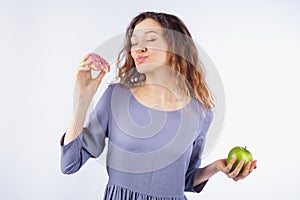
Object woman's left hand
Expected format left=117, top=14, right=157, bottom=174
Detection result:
left=215, top=158, right=257, bottom=181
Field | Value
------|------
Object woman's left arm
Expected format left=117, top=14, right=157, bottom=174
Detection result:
left=194, top=158, right=258, bottom=186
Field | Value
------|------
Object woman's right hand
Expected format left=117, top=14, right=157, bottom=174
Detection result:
left=74, top=54, right=107, bottom=102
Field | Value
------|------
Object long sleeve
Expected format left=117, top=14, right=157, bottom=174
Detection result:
left=184, top=108, right=213, bottom=193
left=60, top=84, right=114, bottom=174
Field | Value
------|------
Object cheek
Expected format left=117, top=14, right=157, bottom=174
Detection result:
left=149, top=42, right=168, bottom=52
left=130, top=51, right=136, bottom=59
left=131, top=53, right=139, bottom=65
left=150, top=43, right=169, bottom=63
left=151, top=50, right=169, bottom=64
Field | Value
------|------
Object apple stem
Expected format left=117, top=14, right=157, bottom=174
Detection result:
left=245, top=146, right=247, bottom=149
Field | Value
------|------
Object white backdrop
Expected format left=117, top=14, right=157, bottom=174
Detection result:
left=1, top=0, right=299, bottom=199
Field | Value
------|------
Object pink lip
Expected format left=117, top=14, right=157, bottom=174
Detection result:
left=136, top=56, right=147, bottom=63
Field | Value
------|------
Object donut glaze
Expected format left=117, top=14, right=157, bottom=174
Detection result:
left=87, top=53, right=110, bottom=72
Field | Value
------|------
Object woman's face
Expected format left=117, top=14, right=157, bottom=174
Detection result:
left=130, top=18, right=169, bottom=74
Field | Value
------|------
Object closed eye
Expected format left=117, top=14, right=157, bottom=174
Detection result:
left=147, top=39, right=156, bottom=42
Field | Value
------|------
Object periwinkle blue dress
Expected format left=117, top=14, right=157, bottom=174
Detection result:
left=60, top=84, right=213, bottom=200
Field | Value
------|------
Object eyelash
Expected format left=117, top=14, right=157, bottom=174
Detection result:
left=131, top=39, right=156, bottom=46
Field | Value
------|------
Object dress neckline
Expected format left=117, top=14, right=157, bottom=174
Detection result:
left=129, top=87, right=193, bottom=113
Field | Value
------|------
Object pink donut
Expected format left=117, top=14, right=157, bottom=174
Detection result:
left=87, top=53, right=110, bottom=72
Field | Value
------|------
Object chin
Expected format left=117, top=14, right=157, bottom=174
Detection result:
left=136, top=63, right=153, bottom=74
left=136, top=63, right=163, bottom=74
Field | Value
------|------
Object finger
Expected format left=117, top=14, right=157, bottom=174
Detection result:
left=77, top=66, right=91, bottom=71
left=240, top=161, right=251, bottom=177
left=227, top=157, right=236, bottom=166
left=79, top=60, right=92, bottom=68
left=80, top=53, right=90, bottom=62
left=225, top=158, right=236, bottom=173
left=95, top=71, right=106, bottom=87
left=75, top=66, right=92, bottom=80
left=249, top=160, right=257, bottom=173
left=233, top=161, right=256, bottom=181
left=228, top=160, right=244, bottom=178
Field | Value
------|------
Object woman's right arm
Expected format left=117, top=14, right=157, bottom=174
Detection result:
left=60, top=54, right=107, bottom=174
left=64, top=54, right=106, bottom=145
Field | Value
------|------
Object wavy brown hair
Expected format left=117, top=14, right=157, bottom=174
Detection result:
left=116, top=11, right=214, bottom=109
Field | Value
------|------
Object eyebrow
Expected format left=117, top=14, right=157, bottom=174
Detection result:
left=131, top=30, right=160, bottom=38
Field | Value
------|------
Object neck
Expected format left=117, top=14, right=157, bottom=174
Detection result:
left=146, top=64, right=174, bottom=86
left=141, top=84, right=178, bottom=102
left=143, top=67, right=179, bottom=102
left=131, top=82, right=191, bottom=111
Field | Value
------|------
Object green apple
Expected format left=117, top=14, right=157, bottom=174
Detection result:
left=227, top=146, right=253, bottom=173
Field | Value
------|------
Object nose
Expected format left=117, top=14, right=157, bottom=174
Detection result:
left=139, top=47, right=148, bottom=52
left=133, top=42, right=148, bottom=53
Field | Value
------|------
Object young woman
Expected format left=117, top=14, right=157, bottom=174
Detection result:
left=60, top=11, right=257, bottom=200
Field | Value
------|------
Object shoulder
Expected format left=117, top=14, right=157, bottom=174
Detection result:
left=94, top=83, right=119, bottom=109
left=106, top=83, right=129, bottom=92
left=191, top=97, right=214, bottom=123
left=101, top=83, right=126, bottom=97
left=98, top=83, right=131, bottom=107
